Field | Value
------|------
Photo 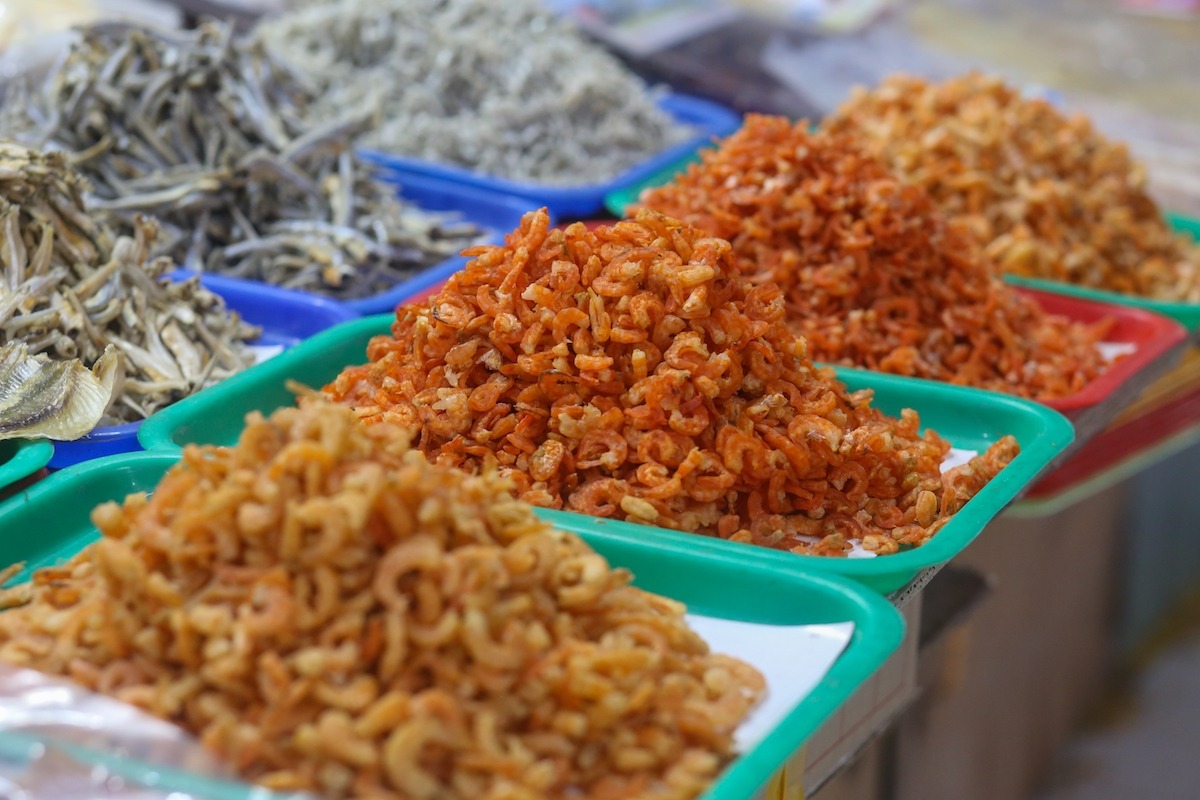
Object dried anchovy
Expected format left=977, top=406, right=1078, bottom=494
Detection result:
left=255, top=0, right=696, bottom=185
left=5, top=21, right=485, bottom=299
left=0, top=143, right=258, bottom=426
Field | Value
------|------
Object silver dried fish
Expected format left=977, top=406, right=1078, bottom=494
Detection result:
left=6, top=21, right=487, bottom=300
left=0, top=143, right=259, bottom=426
left=0, top=341, right=120, bottom=441
left=256, top=0, right=697, bottom=185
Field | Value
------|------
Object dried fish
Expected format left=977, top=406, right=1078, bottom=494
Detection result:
left=4, top=21, right=487, bottom=300
left=0, top=143, right=258, bottom=426
left=255, top=0, right=696, bottom=185
left=0, top=341, right=120, bottom=441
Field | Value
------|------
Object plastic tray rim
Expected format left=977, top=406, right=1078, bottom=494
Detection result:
left=0, top=438, right=54, bottom=493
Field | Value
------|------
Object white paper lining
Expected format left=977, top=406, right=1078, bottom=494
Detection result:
left=686, top=616, right=855, bottom=751
left=1099, top=341, right=1138, bottom=362
left=248, top=344, right=285, bottom=365
left=941, top=446, right=978, bottom=473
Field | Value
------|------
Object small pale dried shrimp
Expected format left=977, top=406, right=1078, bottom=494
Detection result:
left=327, top=208, right=1019, bottom=556
left=638, top=115, right=1111, bottom=400
left=824, top=73, right=1200, bottom=301
left=0, top=401, right=764, bottom=800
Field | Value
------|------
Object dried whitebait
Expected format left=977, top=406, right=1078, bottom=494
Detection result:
left=6, top=21, right=486, bottom=299
left=256, top=0, right=696, bottom=185
left=0, top=143, right=258, bottom=426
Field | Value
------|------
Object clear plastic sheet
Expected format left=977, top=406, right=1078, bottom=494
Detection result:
left=0, top=667, right=316, bottom=800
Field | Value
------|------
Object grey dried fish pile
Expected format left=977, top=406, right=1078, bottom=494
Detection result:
left=9, top=22, right=485, bottom=299
left=255, top=0, right=696, bottom=185
left=0, top=143, right=259, bottom=428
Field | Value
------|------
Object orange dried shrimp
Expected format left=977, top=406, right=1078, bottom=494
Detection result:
left=637, top=114, right=1112, bottom=400
left=0, top=401, right=764, bottom=800
left=824, top=73, right=1200, bottom=301
left=327, top=208, right=1019, bottom=556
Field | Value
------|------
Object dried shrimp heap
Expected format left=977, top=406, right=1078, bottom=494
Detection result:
left=3, top=21, right=485, bottom=299
left=0, top=400, right=764, bottom=800
left=256, top=0, right=695, bottom=185
left=638, top=115, right=1110, bottom=400
left=824, top=73, right=1200, bottom=301
left=0, top=143, right=257, bottom=426
left=327, top=208, right=1019, bottom=556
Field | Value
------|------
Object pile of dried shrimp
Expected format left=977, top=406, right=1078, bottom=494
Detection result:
left=327, top=208, right=1019, bottom=556
left=638, top=115, right=1112, bottom=400
left=824, top=73, right=1200, bottom=302
left=0, top=400, right=764, bottom=800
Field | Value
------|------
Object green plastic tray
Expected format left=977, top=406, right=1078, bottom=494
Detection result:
left=139, top=313, right=1074, bottom=594
left=0, top=450, right=905, bottom=800
left=604, top=150, right=701, bottom=217
left=544, top=366, right=1073, bottom=594
left=0, top=439, right=53, bottom=494
left=1004, top=212, right=1200, bottom=333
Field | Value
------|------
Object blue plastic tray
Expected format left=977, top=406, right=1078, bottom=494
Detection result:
left=169, top=173, right=537, bottom=318
left=48, top=276, right=357, bottom=470
left=362, top=92, right=741, bottom=219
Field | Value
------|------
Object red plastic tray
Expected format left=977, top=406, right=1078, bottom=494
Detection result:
left=1028, top=289, right=1188, bottom=411
left=1022, top=288, right=1189, bottom=444
left=1030, top=386, right=1200, bottom=502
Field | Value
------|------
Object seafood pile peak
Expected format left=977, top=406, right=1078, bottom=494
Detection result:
left=328, top=209, right=1020, bottom=557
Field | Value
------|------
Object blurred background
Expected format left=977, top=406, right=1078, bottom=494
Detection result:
left=2, top=1, right=1198, bottom=798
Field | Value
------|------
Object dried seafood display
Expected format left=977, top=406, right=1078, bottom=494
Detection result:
left=0, top=341, right=119, bottom=440
left=0, top=143, right=257, bottom=426
left=0, top=400, right=765, bottom=800
left=637, top=116, right=1111, bottom=400
left=824, top=73, right=1200, bottom=301
left=327, top=209, right=1019, bottom=556
left=7, top=21, right=486, bottom=299
left=256, top=0, right=695, bottom=185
